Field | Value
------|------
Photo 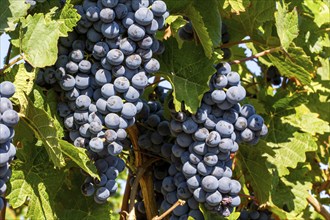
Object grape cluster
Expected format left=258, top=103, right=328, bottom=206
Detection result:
left=178, top=19, right=194, bottom=41
left=239, top=209, right=273, bottom=220
left=134, top=99, right=173, bottom=218
left=220, top=23, right=231, bottom=60
left=266, top=66, right=281, bottom=86
left=161, top=62, right=267, bottom=218
left=0, top=81, right=19, bottom=210
left=137, top=100, right=172, bottom=157
left=37, top=0, right=169, bottom=202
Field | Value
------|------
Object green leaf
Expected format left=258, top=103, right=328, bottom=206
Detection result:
left=185, top=0, right=222, bottom=57
left=304, top=0, right=330, bottom=27
left=271, top=92, right=308, bottom=111
left=222, top=0, right=276, bottom=42
left=0, top=0, right=29, bottom=32
left=268, top=53, right=312, bottom=85
left=3, top=64, right=36, bottom=109
left=20, top=93, right=66, bottom=167
left=55, top=171, right=113, bottom=220
left=317, top=57, right=330, bottom=80
left=286, top=47, right=314, bottom=73
left=225, top=0, right=250, bottom=14
left=10, top=3, right=80, bottom=67
left=164, top=0, right=191, bottom=13
left=272, top=165, right=313, bottom=215
left=16, top=13, right=61, bottom=67
left=56, top=1, right=81, bottom=37
left=266, top=132, right=318, bottom=176
left=275, top=3, right=299, bottom=50
left=283, top=105, right=330, bottom=135
left=158, top=38, right=215, bottom=113
left=7, top=139, right=65, bottom=220
left=236, top=145, right=274, bottom=204
left=59, top=140, right=99, bottom=179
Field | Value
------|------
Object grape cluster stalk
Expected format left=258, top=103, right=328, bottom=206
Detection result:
left=0, top=81, right=19, bottom=210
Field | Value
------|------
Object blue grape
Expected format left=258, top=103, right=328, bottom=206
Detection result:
left=101, top=22, right=120, bottom=39
left=125, top=54, right=142, bottom=69
left=119, top=38, right=136, bottom=55
left=95, top=69, right=112, bottom=86
left=107, top=141, right=123, bottom=156
left=106, top=96, right=123, bottom=112
left=2, top=110, right=19, bottom=127
left=113, top=76, right=130, bottom=93
left=100, top=8, right=115, bottom=23
left=121, top=103, right=137, bottom=119
left=0, top=82, right=15, bottom=98
left=135, top=8, right=154, bottom=26
left=193, top=187, right=206, bottom=203
left=151, top=0, right=167, bottom=16
left=114, top=3, right=128, bottom=19
left=101, top=0, right=118, bottom=8
left=128, top=24, right=146, bottom=41
left=247, top=114, right=264, bottom=131
left=81, top=182, right=95, bottom=196
left=104, top=113, right=120, bottom=129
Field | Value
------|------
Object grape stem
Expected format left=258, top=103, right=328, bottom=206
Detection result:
left=0, top=55, right=23, bottom=74
left=126, top=125, right=158, bottom=219
left=306, top=194, right=330, bottom=220
left=229, top=47, right=282, bottom=65
left=128, top=157, right=160, bottom=212
left=152, top=199, right=186, bottom=220
left=120, top=174, right=132, bottom=220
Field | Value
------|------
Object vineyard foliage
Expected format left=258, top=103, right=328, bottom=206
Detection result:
left=0, top=0, right=329, bottom=219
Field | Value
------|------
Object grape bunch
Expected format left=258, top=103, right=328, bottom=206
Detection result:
left=137, top=100, right=172, bottom=157
left=266, top=66, right=281, bottom=86
left=220, top=23, right=231, bottom=60
left=239, top=209, right=273, bottom=220
left=178, top=19, right=194, bottom=41
left=237, top=198, right=274, bottom=220
left=160, top=62, right=268, bottom=218
left=0, top=81, right=19, bottom=210
left=37, top=0, right=169, bottom=202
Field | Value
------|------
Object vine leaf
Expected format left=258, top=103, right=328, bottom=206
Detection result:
left=268, top=53, right=311, bottom=85
left=185, top=0, right=222, bottom=58
left=10, top=2, right=80, bottom=67
left=4, top=64, right=36, bottom=109
left=56, top=1, right=81, bottom=37
left=223, top=0, right=250, bottom=14
left=11, top=13, right=61, bottom=67
left=221, top=0, right=276, bottom=42
left=0, top=0, right=29, bottom=32
left=271, top=165, right=313, bottom=215
left=275, top=3, right=299, bottom=50
left=283, top=105, right=330, bottom=135
left=7, top=132, right=66, bottom=220
left=20, top=93, right=66, bottom=167
left=265, top=132, right=317, bottom=177
left=54, top=171, right=113, bottom=220
left=59, top=140, right=99, bottom=179
left=236, top=145, right=274, bottom=204
left=157, top=38, right=215, bottom=113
